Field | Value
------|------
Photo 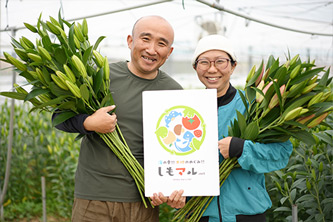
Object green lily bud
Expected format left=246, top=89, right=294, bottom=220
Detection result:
left=104, top=56, right=110, bottom=82
left=51, top=74, right=69, bottom=90
left=283, top=107, right=303, bottom=121
left=27, top=53, right=43, bottom=63
left=290, top=64, right=301, bottom=79
left=93, top=50, right=105, bottom=68
left=65, top=80, right=82, bottom=98
left=74, top=36, right=81, bottom=49
left=38, top=46, right=52, bottom=61
left=301, top=82, right=318, bottom=94
left=246, top=65, right=256, bottom=83
left=289, top=54, right=299, bottom=67
left=82, top=19, right=88, bottom=37
left=24, top=22, right=37, bottom=33
left=46, top=21, right=60, bottom=35
left=63, top=64, right=76, bottom=83
left=71, top=55, right=87, bottom=78
left=74, top=24, right=85, bottom=42
left=307, top=92, right=323, bottom=107
left=3, top=52, right=27, bottom=71
left=20, top=36, right=35, bottom=49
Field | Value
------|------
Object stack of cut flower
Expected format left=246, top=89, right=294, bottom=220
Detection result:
left=172, top=54, right=332, bottom=221
left=0, top=13, right=151, bottom=207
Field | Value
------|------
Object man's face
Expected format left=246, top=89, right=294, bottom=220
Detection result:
left=127, top=17, right=174, bottom=79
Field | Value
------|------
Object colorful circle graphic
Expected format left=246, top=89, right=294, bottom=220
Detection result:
left=155, top=105, right=206, bottom=155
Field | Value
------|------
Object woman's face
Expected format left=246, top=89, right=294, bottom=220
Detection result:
left=194, top=50, right=236, bottom=97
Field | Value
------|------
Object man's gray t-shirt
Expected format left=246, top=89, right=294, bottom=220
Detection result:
left=75, top=61, right=182, bottom=202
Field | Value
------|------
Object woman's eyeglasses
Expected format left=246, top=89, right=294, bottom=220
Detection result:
left=195, top=58, right=231, bottom=71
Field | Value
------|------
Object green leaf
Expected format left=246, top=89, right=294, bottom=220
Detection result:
left=0, top=91, right=27, bottom=100
left=93, top=36, right=106, bottom=50
left=68, top=25, right=76, bottom=53
left=276, top=127, right=316, bottom=145
left=260, top=107, right=280, bottom=128
left=19, top=70, right=35, bottom=81
left=274, top=207, right=291, bottom=212
left=41, top=35, right=52, bottom=51
left=54, top=47, right=67, bottom=64
left=243, top=121, right=259, bottom=140
left=93, top=68, right=103, bottom=94
left=80, top=84, right=90, bottom=102
left=266, top=55, right=275, bottom=70
left=11, top=37, right=23, bottom=49
left=48, top=82, right=71, bottom=96
left=246, top=61, right=264, bottom=87
left=314, top=131, right=333, bottom=145
left=52, top=111, right=77, bottom=126
left=25, top=88, right=49, bottom=101
left=296, top=194, right=313, bottom=203
left=57, top=100, right=77, bottom=112
left=317, top=67, right=329, bottom=86
left=82, top=46, right=93, bottom=66
left=290, top=67, right=325, bottom=85
left=273, top=66, right=287, bottom=86
left=237, top=90, right=248, bottom=113
left=236, top=110, right=246, bottom=137
left=58, top=9, right=64, bottom=29
left=245, top=87, right=256, bottom=104
left=290, top=189, right=297, bottom=202
left=34, top=95, right=69, bottom=109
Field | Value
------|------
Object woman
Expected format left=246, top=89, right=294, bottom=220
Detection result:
left=192, top=35, right=293, bottom=222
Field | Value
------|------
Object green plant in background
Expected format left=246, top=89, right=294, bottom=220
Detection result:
left=266, top=113, right=333, bottom=222
left=0, top=100, right=79, bottom=220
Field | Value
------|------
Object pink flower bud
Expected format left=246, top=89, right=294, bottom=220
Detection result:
left=255, top=64, right=265, bottom=87
left=307, top=112, right=329, bottom=128
left=296, top=114, right=316, bottom=125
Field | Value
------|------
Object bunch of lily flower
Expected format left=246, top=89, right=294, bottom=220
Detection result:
left=0, top=14, right=151, bottom=207
left=172, top=54, right=332, bottom=222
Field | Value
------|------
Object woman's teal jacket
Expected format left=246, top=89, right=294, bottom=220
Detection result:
left=202, top=88, right=293, bottom=222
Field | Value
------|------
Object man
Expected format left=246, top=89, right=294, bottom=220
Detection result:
left=54, top=15, right=183, bottom=222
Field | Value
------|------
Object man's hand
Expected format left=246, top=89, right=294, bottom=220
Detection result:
left=83, top=105, right=117, bottom=133
left=218, top=136, right=232, bottom=159
left=150, top=190, right=185, bottom=208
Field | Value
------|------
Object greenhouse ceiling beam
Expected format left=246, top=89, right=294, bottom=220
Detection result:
left=196, top=0, right=333, bottom=37
left=0, top=0, right=174, bottom=33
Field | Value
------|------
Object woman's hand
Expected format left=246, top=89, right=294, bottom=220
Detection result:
left=218, top=136, right=232, bottom=159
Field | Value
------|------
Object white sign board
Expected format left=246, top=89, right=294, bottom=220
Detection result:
left=143, top=89, right=219, bottom=197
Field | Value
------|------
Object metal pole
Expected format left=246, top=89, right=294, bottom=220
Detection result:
left=41, top=177, right=47, bottom=222
left=0, top=0, right=174, bottom=33
left=0, top=29, right=16, bottom=219
left=196, top=0, right=333, bottom=37
left=292, top=204, right=298, bottom=222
